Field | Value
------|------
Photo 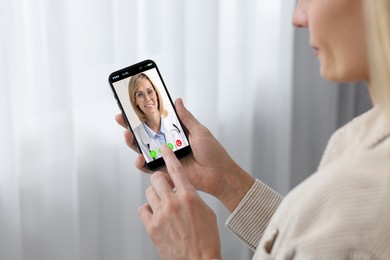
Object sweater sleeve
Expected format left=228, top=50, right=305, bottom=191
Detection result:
left=225, top=179, right=283, bottom=251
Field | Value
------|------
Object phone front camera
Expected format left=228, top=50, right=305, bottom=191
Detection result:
left=139, top=66, right=143, bottom=70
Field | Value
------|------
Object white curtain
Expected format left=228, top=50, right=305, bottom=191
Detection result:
left=0, top=0, right=297, bottom=259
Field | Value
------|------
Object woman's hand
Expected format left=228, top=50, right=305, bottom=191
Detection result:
left=115, top=98, right=254, bottom=212
left=138, top=145, right=221, bottom=260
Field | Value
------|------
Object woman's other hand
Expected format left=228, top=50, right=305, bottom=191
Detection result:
left=138, top=145, right=221, bottom=260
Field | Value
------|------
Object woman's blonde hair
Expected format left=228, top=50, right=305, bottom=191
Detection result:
left=364, top=0, right=390, bottom=118
left=128, top=73, right=168, bottom=122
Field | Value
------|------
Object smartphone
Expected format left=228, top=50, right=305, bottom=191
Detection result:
left=109, top=59, right=192, bottom=171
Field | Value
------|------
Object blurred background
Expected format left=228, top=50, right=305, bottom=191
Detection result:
left=0, top=0, right=371, bottom=259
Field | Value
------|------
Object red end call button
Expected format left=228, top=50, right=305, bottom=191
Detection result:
left=176, top=140, right=182, bottom=147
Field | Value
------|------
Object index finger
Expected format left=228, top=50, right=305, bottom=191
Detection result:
left=160, top=145, right=193, bottom=191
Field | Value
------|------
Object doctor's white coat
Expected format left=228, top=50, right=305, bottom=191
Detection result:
left=133, top=113, right=189, bottom=163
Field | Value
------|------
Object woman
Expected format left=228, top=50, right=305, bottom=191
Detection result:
left=128, top=73, right=188, bottom=162
left=116, top=0, right=390, bottom=258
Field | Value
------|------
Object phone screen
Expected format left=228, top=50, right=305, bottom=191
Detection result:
left=109, top=60, right=191, bottom=170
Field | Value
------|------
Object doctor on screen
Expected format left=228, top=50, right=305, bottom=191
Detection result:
left=128, top=73, right=188, bottom=162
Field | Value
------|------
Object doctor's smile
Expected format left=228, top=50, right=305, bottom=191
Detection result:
left=145, top=102, right=155, bottom=109
left=143, top=101, right=157, bottom=113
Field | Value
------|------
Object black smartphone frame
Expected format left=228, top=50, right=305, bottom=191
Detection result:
left=108, top=59, right=192, bottom=171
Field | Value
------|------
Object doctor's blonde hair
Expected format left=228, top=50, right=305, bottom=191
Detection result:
left=364, top=0, right=390, bottom=118
left=128, top=73, right=168, bottom=122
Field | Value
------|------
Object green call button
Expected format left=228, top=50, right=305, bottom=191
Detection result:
left=150, top=150, right=157, bottom=159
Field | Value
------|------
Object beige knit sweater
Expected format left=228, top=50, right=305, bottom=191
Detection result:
left=226, top=107, right=390, bottom=259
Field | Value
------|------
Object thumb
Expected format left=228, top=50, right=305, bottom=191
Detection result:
left=175, top=98, right=201, bottom=133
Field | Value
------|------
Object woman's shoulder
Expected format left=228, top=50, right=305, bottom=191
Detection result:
left=261, top=109, right=390, bottom=258
left=317, top=160, right=390, bottom=257
left=273, top=145, right=390, bottom=258
left=316, top=134, right=390, bottom=197
left=318, top=107, right=384, bottom=167
left=317, top=139, right=390, bottom=246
